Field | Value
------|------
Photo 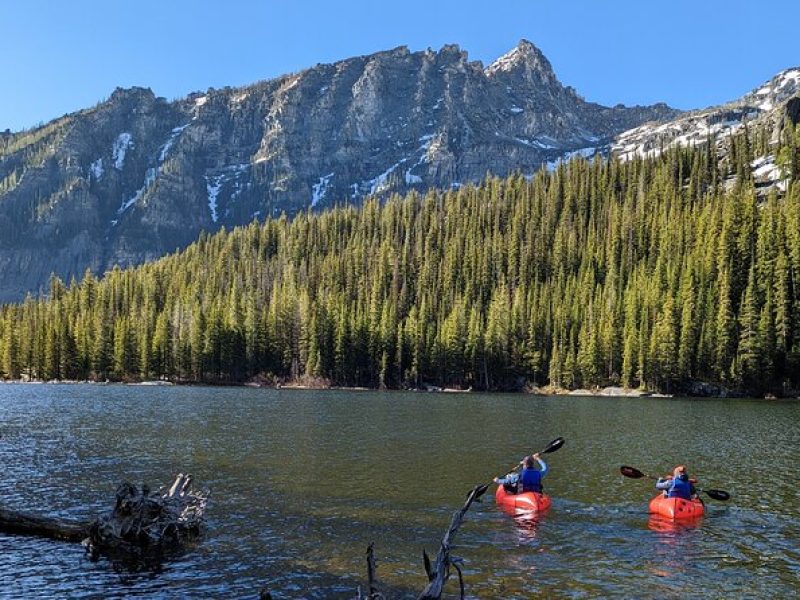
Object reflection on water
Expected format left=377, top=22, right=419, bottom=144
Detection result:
left=0, top=385, right=799, bottom=598
left=647, top=513, right=704, bottom=534
left=509, top=511, right=545, bottom=545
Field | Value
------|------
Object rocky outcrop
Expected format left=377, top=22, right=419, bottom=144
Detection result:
left=0, top=40, right=685, bottom=301
left=612, top=68, right=800, bottom=189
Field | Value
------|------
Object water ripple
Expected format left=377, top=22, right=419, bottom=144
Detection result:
left=0, top=385, right=798, bottom=597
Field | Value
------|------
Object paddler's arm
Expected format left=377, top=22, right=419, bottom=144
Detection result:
left=532, top=453, right=548, bottom=477
left=493, top=472, right=519, bottom=485
left=655, top=477, right=672, bottom=490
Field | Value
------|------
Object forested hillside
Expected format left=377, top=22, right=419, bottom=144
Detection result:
left=1, top=122, right=798, bottom=395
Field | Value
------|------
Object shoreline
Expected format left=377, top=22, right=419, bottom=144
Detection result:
left=0, top=378, right=796, bottom=400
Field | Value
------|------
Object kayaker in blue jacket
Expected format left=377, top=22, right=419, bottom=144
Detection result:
left=656, top=465, right=697, bottom=500
left=493, top=453, right=548, bottom=493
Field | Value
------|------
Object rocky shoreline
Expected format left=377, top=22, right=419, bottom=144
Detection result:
left=1, top=378, right=797, bottom=399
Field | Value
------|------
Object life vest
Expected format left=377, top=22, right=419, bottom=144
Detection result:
left=520, top=467, right=542, bottom=493
left=667, top=475, right=692, bottom=500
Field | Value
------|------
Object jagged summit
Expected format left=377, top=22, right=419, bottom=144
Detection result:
left=485, top=39, right=555, bottom=80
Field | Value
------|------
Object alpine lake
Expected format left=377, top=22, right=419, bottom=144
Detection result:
left=0, top=384, right=798, bottom=598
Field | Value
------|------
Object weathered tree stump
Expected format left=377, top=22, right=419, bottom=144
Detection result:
left=85, top=473, right=207, bottom=560
left=0, top=473, right=207, bottom=565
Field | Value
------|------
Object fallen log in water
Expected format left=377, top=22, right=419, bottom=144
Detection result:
left=0, top=473, right=207, bottom=564
left=0, top=507, right=88, bottom=542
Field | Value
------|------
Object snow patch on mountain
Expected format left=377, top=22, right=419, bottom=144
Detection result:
left=545, top=147, right=597, bottom=171
left=515, top=137, right=558, bottom=149
left=751, top=155, right=790, bottom=191
left=405, top=151, right=428, bottom=185
left=116, top=167, right=156, bottom=220
left=202, top=164, right=250, bottom=219
left=367, top=159, right=405, bottom=195
left=112, top=133, right=133, bottom=170
left=311, top=173, right=334, bottom=208
left=365, top=138, right=434, bottom=194
left=158, top=124, right=190, bottom=162
left=206, top=174, right=223, bottom=223
left=89, top=158, right=104, bottom=180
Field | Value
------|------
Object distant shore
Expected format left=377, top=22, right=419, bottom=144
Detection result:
left=0, top=378, right=796, bottom=399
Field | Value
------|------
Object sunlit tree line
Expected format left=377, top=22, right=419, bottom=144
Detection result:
left=1, top=123, right=799, bottom=394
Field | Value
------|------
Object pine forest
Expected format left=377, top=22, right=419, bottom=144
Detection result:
left=1, top=123, right=799, bottom=396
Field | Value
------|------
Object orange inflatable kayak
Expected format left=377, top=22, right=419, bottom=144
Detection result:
left=648, top=494, right=704, bottom=519
left=495, top=485, right=552, bottom=512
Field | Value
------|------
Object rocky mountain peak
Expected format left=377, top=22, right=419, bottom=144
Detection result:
left=438, top=43, right=467, bottom=60
left=485, top=39, right=555, bottom=83
left=108, top=86, right=157, bottom=105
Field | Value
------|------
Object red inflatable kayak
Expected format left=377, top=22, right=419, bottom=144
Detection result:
left=648, top=494, right=704, bottom=519
left=495, top=485, right=552, bottom=512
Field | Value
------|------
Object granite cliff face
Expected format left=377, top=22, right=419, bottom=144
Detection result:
left=0, top=40, right=684, bottom=300
left=614, top=68, right=800, bottom=161
left=612, top=68, right=800, bottom=197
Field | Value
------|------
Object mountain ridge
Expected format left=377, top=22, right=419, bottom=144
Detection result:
left=0, top=40, right=796, bottom=302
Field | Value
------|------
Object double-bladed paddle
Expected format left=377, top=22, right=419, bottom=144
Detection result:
left=620, top=465, right=730, bottom=501
left=495, top=437, right=565, bottom=481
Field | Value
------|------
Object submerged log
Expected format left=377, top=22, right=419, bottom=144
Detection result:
left=0, top=507, right=88, bottom=542
left=0, top=474, right=207, bottom=564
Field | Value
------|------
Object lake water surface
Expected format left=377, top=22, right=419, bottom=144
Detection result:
left=0, top=385, right=798, bottom=598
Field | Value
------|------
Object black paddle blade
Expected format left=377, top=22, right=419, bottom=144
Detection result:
left=620, top=465, right=645, bottom=479
left=474, top=483, right=489, bottom=500
left=542, top=437, right=565, bottom=454
left=704, top=489, right=730, bottom=501
left=466, top=483, right=490, bottom=501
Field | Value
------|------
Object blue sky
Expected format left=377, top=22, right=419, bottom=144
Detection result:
left=2, top=1, right=797, bottom=131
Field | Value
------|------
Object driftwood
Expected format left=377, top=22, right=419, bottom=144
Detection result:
left=0, top=474, right=206, bottom=566
left=417, top=483, right=488, bottom=600
left=85, top=473, right=207, bottom=560
left=0, top=507, right=88, bottom=542
left=355, top=483, right=488, bottom=600
left=356, top=542, right=386, bottom=599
